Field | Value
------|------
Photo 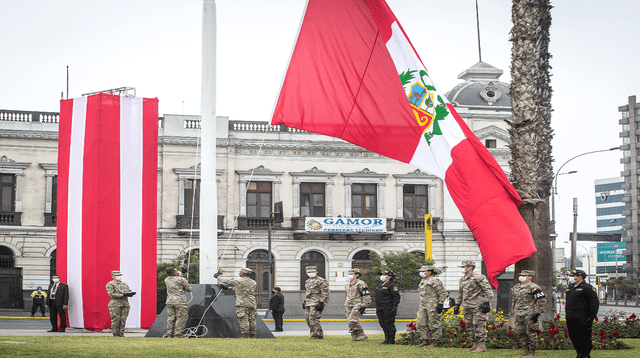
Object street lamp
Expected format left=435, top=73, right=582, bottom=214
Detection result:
left=552, top=147, right=620, bottom=269
left=551, top=170, right=577, bottom=270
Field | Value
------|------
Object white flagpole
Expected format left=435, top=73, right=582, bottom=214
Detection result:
left=200, top=0, right=217, bottom=284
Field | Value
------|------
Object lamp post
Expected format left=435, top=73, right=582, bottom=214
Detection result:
left=565, top=241, right=592, bottom=284
left=552, top=147, right=619, bottom=271
left=551, top=170, right=577, bottom=270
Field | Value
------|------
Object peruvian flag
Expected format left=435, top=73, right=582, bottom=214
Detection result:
left=57, top=93, right=158, bottom=330
left=271, top=0, right=536, bottom=287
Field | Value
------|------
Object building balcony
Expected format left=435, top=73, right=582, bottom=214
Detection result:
left=44, top=213, right=56, bottom=227
left=237, top=217, right=273, bottom=230
left=395, top=218, right=425, bottom=232
left=619, top=118, right=629, bottom=125
left=621, top=196, right=631, bottom=203
left=620, top=144, right=630, bottom=151
left=175, top=215, right=224, bottom=230
left=621, top=183, right=631, bottom=190
left=621, top=157, right=630, bottom=164
left=0, top=212, right=22, bottom=226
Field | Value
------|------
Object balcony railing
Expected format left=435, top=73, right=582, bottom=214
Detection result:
left=0, top=212, right=22, bottom=226
left=44, top=213, right=57, bottom=227
left=175, top=215, right=224, bottom=230
left=0, top=109, right=59, bottom=123
left=394, top=218, right=424, bottom=232
left=238, top=217, right=272, bottom=230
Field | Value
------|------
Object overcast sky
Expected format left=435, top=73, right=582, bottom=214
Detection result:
left=1, top=0, right=639, bottom=261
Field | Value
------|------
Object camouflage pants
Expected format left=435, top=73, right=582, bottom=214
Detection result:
left=345, top=305, right=364, bottom=334
left=236, top=306, right=257, bottom=336
left=305, top=306, right=324, bottom=337
left=166, top=303, right=188, bottom=337
left=515, top=314, right=539, bottom=350
left=108, top=302, right=130, bottom=337
left=464, top=307, right=488, bottom=343
left=416, top=304, right=442, bottom=342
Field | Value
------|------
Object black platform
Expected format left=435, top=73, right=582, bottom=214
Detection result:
left=145, top=284, right=274, bottom=338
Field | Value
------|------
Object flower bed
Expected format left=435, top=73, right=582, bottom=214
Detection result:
left=397, top=307, right=631, bottom=350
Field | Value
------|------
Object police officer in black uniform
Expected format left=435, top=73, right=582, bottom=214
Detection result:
left=566, top=269, right=599, bottom=358
left=375, top=269, right=401, bottom=345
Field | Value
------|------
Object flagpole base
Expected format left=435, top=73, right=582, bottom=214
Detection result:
left=145, top=284, right=274, bottom=338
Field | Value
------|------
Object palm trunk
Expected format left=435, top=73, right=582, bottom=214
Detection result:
left=509, top=0, right=554, bottom=318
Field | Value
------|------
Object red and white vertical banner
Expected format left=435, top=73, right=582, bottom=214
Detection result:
left=57, top=93, right=158, bottom=331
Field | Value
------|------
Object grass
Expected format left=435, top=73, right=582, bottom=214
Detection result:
left=0, top=336, right=637, bottom=357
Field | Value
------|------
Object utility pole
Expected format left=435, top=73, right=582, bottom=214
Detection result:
left=571, top=198, right=578, bottom=268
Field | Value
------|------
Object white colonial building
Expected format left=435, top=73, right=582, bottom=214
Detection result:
left=0, top=62, right=514, bottom=315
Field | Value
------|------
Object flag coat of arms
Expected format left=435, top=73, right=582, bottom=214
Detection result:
left=271, top=0, right=536, bottom=287
left=57, top=93, right=158, bottom=330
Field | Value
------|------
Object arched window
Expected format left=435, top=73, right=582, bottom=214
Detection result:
left=300, top=250, right=326, bottom=290
left=0, top=246, right=14, bottom=268
left=352, top=250, right=373, bottom=270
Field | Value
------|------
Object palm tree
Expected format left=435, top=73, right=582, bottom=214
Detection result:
left=508, top=0, right=554, bottom=316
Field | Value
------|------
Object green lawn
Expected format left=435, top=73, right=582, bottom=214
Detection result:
left=0, top=336, right=637, bottom=357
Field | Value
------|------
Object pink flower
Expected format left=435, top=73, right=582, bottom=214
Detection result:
left=462, top=342, right=467, bottom=345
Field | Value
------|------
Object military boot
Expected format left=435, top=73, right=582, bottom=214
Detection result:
left=249, top=334, right=256, bottom=338
left=166, top=334, right=174, bottom=338
left=521, top=349, right=530, bottom=356
left=354, top=331, right=368, bottom=341
left=241, top=333, right=250, bottom=338
left=416, top=339, right=429, bottom=347
left=349, top=332, right=357, bottom=341
left=468, top=342, right=478, bottom=351
left=473, top=342, right=487, bottom=352
left=528, top=350, right=536, bottom=356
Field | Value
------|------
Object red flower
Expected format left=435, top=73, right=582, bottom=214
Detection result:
left=630, top=313, right=637, bottom=320
left=563, top=327, right=569, bottom=338
left=599, top=329, right=607, bottom=339
left=594, top=317, right=599, bottom=322
left=459, top=320, right=466, bottom=330
left=613, top=331, right=620, bottom=338
left=554, top=314, right=560, bottom=321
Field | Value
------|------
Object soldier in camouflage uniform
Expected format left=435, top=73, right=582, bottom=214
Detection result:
left=512, top=269, right=547, bottom=357
left=455, top=260, right=493, bottom=352
left=416, top=265, right=448, bottom=347
left=215, top=268, right=258, bottom=338
left=344, top=268, right=371, bottom=341
left=303, top=266, right=330, bottom=339
left=165, top=267, right=192, bottom=338
left=106, top=270, right=136, bottom=337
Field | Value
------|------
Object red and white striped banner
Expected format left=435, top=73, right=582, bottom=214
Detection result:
left=57, top=93, right=158, bottom=330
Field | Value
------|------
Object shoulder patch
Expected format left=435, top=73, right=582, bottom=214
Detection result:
left=532, top=289, right=545, bottom=300
left=361, top=288, right=370, bottom=296
left=393, top=286, right=399, bottom=292
left=592, top=287, right=597, bottom=292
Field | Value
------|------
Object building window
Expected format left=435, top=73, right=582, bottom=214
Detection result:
left=0, top=246, right=14, bottom=268
left=0, top=174, right=15, bottom=212
left=352, top=184, right=377, bottom=217
left=300, top=183, right=324, bottom=217
left=300, top=250, right=326, bottom=290
left=623, top=150, right=630, bottom=158
left=247, top=182, right=272, bottom=218
left=403, top=184, right=428, bottom=219
left=184, top=179, right=200, bottom=217
left=622, top=111, right=629, bottom=119
left=623, top=137, right=630, bottom=144
left=485, top=139, right=496, bottom=148
left=623, top=124, right=630, bottom=131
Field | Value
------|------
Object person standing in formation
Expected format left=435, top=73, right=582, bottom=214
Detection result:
left=106, top=270, right=136, bottom=337
left=215, top=268, right=258, bottom=338
left=45, top=275, right=69, bottom=333
left=165, top=267, right=192, bottom=338
left=565, top=269, right=599, bottom=358
left=454, top=260, right=493, bottom=352
left=269, top=286, right=285, bottom=332
left=302, top=266, right=330, bottom=339
left=375, top=269, right=401, bottom=345
left=30, top=286, right=47, bottom=317
left=415, top=265, right=448, bottom=347
left=344, top=268, right=371, bottom=341
left=512, top=269, right=547, bottom=357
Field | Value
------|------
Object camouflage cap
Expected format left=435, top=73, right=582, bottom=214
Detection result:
left=419, top=265, right=436, bottom=272
left=347, top=268, right=361, bottom=275
left=240, top=267, right=252, bottom=275
left=569, top=269, right=587, bottom=278
left=379, top=269, right=395, bottom=277
left=519, top=270, right=535, bottom=277
left=459, top=260, right=476, bottom=268
left=306, top=266, right=318, bottom=273
left=111, top=270, right=123, bottom=276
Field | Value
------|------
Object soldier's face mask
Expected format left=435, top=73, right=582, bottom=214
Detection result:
left=380, top=275, right=387, bottom=281
left=308, top=272, right=316, bottom=278
left=347, top=274, right=354, bottom=280
left=419, top=272, right=426, bottom=278
left=568, top=276, right=577, bottom=284
left=114, top=276, right=122, bottom=281
left=518, top=276, right=527, bottom=283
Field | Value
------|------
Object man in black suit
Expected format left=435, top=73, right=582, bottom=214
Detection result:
left=45, top=275, right=69, bottom=332
left=269, top=287, right=285, bottom=332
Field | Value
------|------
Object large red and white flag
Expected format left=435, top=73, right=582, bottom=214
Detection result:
left=271, top=0, right=536, bottom=287
left=57, top=93, right=158, bottom=330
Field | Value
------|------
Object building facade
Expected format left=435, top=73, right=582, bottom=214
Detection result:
left=0, top=62, right=515, bottom=312
left=619, top=96, right=640, bottom=278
